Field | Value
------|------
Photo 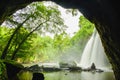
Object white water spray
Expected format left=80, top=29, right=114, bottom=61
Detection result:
left=79, top=29, right=111, bottom=71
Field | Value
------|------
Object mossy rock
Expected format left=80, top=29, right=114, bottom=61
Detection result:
left=3, top=60, right=24, bottom=68
left=3, top=60, right=24, bottom=80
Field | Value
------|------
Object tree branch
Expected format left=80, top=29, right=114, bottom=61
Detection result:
left=11, top=19, right=49, bottom=60
left=1, top=16, right=30, bottom=59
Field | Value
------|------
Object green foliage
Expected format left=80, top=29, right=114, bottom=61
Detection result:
left=53, top=33, right=71, bottom=53
left=0, top=26, right=33, bottom=59
left=0, top=27, right=13, bottom=56
left=11, top=2, right=66, bottom=35
left=1, top=2, right=67, bottom=60
left=29, top=35, right=53, bottom=62
left=0, top=2, right=95, bottom=63
left=70, top=16, right=94, bottom=54
left=0, top=15, right=95, bottom=63
left=21, top=33, right=72, bottom=62
left=0, top=26, right=71, bottom=62
left=10, top=27, right=34, bottom=59
left=0, top=60, right=7, bottom=80
left=71, top=16, right=94, bottom=44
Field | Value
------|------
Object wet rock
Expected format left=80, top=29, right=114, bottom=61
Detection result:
left=26, top=64, right=43, bottom=72
left=3, top=60, right=24, bottom=80
left=42, top=67, right=61, bottom=72
left=91, top=63, right=96, bottom=70
left=32, top=73, right=44, bottom=80
left=82, top=63, right=104, bottom=73
left=68, top=66, right=82, bottom=71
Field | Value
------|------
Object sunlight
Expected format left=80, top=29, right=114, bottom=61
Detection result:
left=44, top=1, right=82, bottom=37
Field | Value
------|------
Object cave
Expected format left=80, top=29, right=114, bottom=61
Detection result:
left=0, top=0, right=120, bottom=80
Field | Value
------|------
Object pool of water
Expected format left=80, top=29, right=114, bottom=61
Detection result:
left=18, top=70, right=115, bottom=80
left=44, top=71, right=115, bottom=80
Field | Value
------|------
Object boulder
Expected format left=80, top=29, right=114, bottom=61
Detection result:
left=32, top=73, right=44, bottom=80
left=90, top=63, right=96, bottom=70
left=3, top=60, right=24, bottom=80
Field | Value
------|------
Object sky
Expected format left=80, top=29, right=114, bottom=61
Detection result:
left=2, top=1, right=83, bottom=38
left=44, top=1, right=83, bottom=37
left=59, top=7, right=82, bottom=37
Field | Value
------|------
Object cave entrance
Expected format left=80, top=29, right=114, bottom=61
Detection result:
left=0, top=0, right=113, bottom=80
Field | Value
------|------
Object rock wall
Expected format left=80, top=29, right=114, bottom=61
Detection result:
left=0, top=0, right=120, bottom=79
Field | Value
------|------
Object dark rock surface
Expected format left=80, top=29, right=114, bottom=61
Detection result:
left=0, top=0, right=120, bottom=79
left=3, top=60, right=24, bottom=80
left=32, top=73, right=44, bottom=80
left=82, top=63, right=104, bottom=73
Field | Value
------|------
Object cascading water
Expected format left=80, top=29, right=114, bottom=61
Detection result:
left=79, top=29, right=111, bottom=71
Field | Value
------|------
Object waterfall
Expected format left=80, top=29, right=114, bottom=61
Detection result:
left=79, top=29, right=111, bottom=71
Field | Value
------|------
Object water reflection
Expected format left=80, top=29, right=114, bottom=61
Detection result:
left=44, top=71, right=115, bottom=80
left=80, top=72, right=115, bottom=80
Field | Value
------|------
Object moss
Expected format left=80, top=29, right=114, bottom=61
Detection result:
left=3, top=60, right=24, bottom=68
left=17, top=70, right=33, bottom=80
left=0, top=60, right=8, bottom=80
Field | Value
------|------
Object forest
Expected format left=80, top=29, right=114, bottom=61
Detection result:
left=0, top=2, right=94, bottom=79
left=0, top=2, right=94, bottom=62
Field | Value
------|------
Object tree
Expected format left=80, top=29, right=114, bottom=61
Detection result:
left=0, top=0, right=120, bottom=80
left=70, top=15, right=94, bottom=52
left=0, top=27, right=13, bottom=56
left=1, top=2, right=67, bottom=60
left=53, top=32, right=71, bottom=53
left=1, top=17, right=30, bottom=59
